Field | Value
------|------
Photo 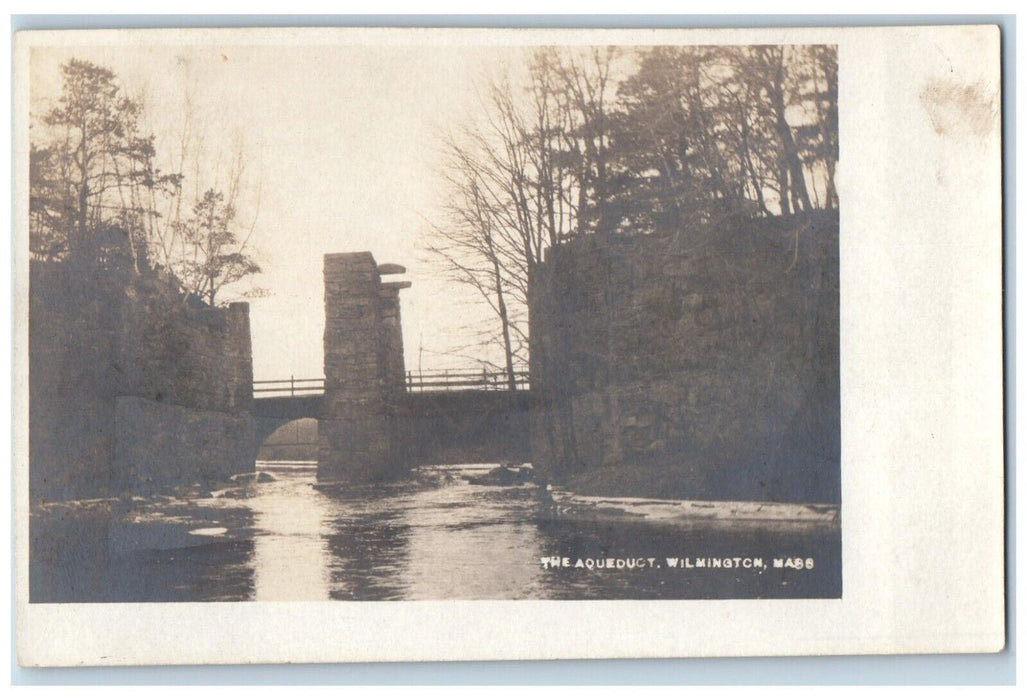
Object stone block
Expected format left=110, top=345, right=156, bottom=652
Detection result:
left=321, top=251, right=410, bottom=482
left=114, top=396, right=253, bottom=492
left=29, top=262, right=255, bottom=500
left=528, top=212, right=840, bottom=503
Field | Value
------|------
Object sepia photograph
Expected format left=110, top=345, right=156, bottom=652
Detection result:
left=25, top=38, right=840, bottom=604
left=13, top=24, right=1003, bottom=666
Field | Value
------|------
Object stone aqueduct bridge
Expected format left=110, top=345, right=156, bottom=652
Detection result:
left=251, top=253, right=531, bottom=482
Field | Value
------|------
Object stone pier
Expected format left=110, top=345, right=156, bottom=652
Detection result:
left=318, top=253, right=411, bottom=482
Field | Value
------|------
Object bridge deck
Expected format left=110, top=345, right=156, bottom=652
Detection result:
left=254, top=368, right=528, bottom=400
left=253, top=369, right=530, bottom=421
left=251, top=376, right=533, bottom=465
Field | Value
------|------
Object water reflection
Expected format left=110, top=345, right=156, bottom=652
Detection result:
left=249, top=465, right=331, bottom=601
left=30, top=462, right=841, bottom=602
left=392, top=478, right=544, bottom=599
left=323, top=489, right=413, bottom=601
left=29, top=496, right=256, bottom=602
left=244, top=464, right=841, bottom=600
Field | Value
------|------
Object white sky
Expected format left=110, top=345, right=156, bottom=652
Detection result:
left=30, top=44, right=526, bottom=381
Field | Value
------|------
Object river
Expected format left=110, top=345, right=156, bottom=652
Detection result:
left=30, top=463, right=841, bottom=602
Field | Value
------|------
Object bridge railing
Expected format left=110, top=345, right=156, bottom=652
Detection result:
left=405, top=368, right=530, bottom=392
left=253, top=369, right=530, bottom=397
left=253, top=376, right=326, bottom=397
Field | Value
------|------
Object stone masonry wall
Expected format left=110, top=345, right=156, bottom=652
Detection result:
left=114, top=397, right=255, bottom=493
left=529, top=212, right=840, bottom=503
left=29, top=261, right=254, bottom=501
left=319, top=253, right=410, bottom=482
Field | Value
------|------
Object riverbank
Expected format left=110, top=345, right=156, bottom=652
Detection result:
left=559, top=461, right=834, bottom=503
left=545, top=490, right=839, bottom=532
left=29, top=476, right=265, bottom=602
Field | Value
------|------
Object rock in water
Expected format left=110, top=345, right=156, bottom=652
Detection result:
left=466, top=465, right=533, bottom=486
left=229, top=471, right=276, bottom=484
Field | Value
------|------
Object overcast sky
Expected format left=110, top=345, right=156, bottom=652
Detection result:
left=31, top=43, right=528, bottom=381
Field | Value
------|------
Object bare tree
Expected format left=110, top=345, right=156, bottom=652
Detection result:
left=170, top=189, right=261, bottom=306
left=426, top=48, right=621, bottom=380
left=789, top=45, right=839, bottom=210
left=143, top=61, right=263, bottom=290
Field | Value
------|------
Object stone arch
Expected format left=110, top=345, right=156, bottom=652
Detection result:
left=255, top=417, right=319, bottom=462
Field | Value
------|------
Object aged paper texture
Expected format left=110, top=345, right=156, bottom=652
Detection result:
left=14, top=25, right=1003, bottom=665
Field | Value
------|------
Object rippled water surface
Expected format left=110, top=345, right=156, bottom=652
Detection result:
left=31, top=463, right=841, bottom=601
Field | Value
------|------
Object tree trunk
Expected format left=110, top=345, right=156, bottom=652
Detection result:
left=825, top=159, right=838, bottom=210
left=778, top=163, right=791, bottom=216
left=208, top=228, right=216, bottom=306
left=769, top=50, right=813, bottom=214
left=492, top=257, right=517, bottom=391
left=779, top=119, right=813, bottom=213
left=740, top=104, right=770, bottom=216
left=772, top=82, right=813, bottom=213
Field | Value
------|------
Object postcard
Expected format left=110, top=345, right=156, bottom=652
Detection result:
left=13, top=24, right=1004, bottom=665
